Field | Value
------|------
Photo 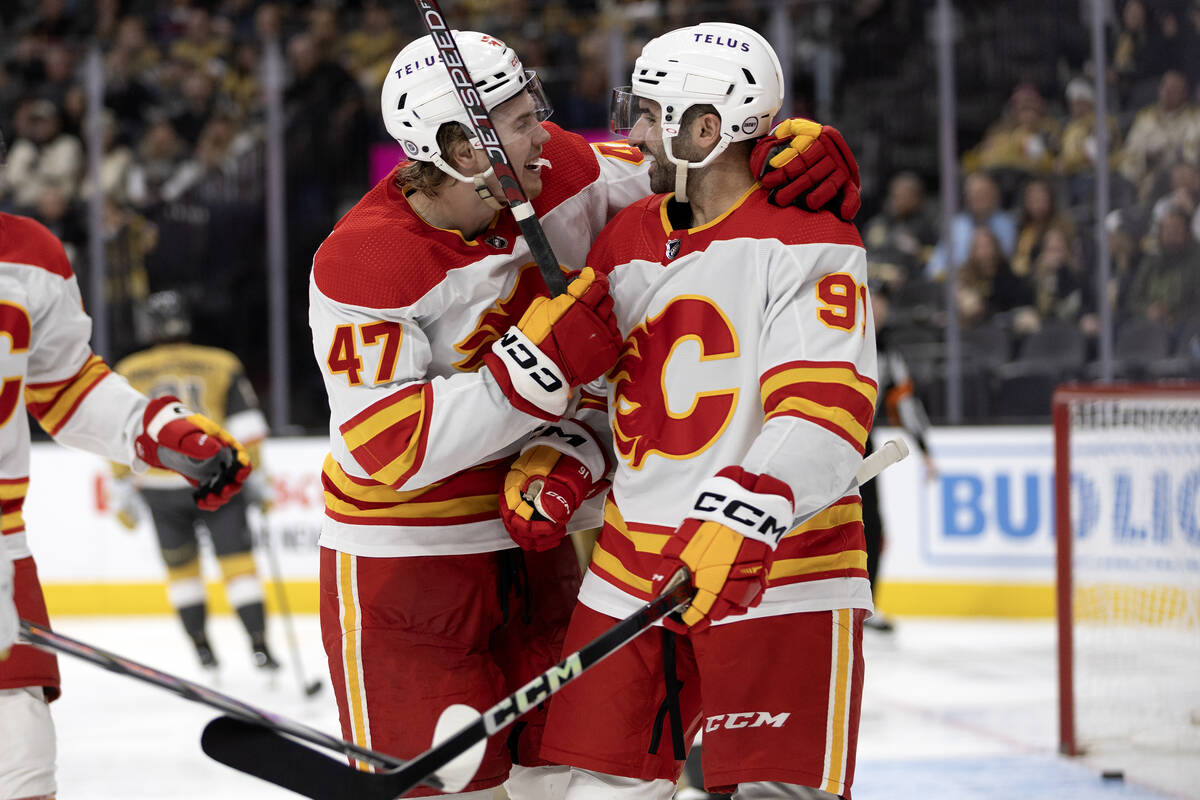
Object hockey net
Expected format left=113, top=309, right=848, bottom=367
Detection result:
left=1053, top=383, right=1200, bottom=758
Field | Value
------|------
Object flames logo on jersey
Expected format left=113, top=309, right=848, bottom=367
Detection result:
left=453, top=262, right=562, bottom=371
left=611, top=296, right=739, bottom=469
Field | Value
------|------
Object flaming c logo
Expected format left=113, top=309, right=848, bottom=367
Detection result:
left=453, top=262, right=558, bottom=371
left=611, top=296, right=739, bottom=469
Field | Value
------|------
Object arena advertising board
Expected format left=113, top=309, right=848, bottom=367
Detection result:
left=23, top=428, right=1198, bottom=616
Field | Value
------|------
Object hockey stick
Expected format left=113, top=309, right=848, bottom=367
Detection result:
left=412, top=0, right=568, bottom=296
left=198, top=439, right=909, bottom=799
left=255, top=508, right=323, bottom=698
left=15, top=619, right=455, bottom=793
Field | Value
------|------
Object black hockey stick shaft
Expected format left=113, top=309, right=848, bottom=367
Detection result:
left=198, top=439, right=909, bottom=799
left=201, top=572, right=694, bottom=800
left=412, top=0, right=568, bottom=296
left=15, top=620, right=439, bottom=790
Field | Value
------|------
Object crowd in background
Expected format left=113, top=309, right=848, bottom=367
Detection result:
left=2, top=0, right=1199, bottom=428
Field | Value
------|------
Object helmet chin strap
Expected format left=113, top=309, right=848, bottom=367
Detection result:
left=662, top=134, right=731, bottom=204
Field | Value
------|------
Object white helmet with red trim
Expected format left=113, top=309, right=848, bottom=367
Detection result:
left=381, top=31, right=552, bottom=183
left=611, top=22, right=784, bottom=200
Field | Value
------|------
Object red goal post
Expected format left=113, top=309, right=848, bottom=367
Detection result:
left=1053, top=382, right=1200, bottom=758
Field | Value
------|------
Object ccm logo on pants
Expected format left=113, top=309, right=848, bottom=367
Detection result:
left=704, top=711, right=791, bottom=732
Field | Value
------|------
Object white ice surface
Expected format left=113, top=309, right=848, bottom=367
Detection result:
left=39, top=615, right=1199, bottom=799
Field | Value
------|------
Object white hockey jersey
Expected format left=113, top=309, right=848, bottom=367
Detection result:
left=309, top=123, right=650, bottom=557
left=575, top=185, right=880, bottom=622
left=0, top=213, right=150, bottom=561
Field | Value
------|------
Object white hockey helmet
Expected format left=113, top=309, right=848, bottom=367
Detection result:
left=610, top=22, right=784, bottom=200
left=381, top=31, right=552, bottom=183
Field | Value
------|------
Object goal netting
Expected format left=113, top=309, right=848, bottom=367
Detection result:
left=1053, top=384, right=1200, bottom=758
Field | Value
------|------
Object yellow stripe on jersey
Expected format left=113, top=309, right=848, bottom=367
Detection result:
left=25, top=355, right=111, bottom=435
left=782, top=500, right=862, bottom=541
left=822, top=608, right=853, bottom=795
left=338, top=552, right=373, bottom=771
left=770, top=549, right=867, bottom=581
left=339, top=383, right=431, bottom=488
left=760, top=362, right=877, bottom=454
left=1, top=478, right=28, bottom=533
left=602, top=501, right=671, bottom=553
left=321, top=454, right=499, bottom=523
left=590, top=543, right=654, bottom=595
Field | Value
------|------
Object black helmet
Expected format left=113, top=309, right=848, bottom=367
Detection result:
left=142, top=290, right=192, bottom=344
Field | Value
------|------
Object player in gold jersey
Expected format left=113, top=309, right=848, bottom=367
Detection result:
left=110, top=291, right=278, bottom=673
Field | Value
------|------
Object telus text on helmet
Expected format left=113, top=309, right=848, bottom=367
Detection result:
left=692, top=33, right=752, bottom=51
left=395, top=54, right=444, bottom=79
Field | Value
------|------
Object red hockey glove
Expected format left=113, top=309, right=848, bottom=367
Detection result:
left=750, top=119, right=862, bottom=222
left=500, top=420, right=611, bottom=551
left=135, top=396, right=252, bottom=511
left=650, top=466, right=794, bottom=634
left=483, top=267, right=622, bottom=420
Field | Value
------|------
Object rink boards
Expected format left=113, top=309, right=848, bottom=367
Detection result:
left=23, top=426, right=1170, bottom=618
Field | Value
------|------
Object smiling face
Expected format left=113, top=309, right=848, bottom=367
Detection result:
left=626, top=98, right=673, bottom=193
left=468, top=89, right=552, bottom=200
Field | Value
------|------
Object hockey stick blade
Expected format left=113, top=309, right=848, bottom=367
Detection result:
left=15, top=620, right=431, bottom=788
left=201, top=716, right=430, bottom=800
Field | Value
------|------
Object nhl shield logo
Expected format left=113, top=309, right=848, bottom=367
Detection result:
left=485, top=235, right=509, bottom=249
left=665, top=239, right=681, bottom=260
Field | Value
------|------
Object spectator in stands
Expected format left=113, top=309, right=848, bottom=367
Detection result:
left=1105, top=209, right=1146, bottom=328
left=927, top=171, right=1017, bottom=279
left=1149, top=160, right=1200, bottom=243
left=340, top=2, right=403, bottom=97
left=863, top=170, right=938, bottom=290
left=963, top=82, right=1061, bottom=180
left=1012, top=177, right=1076, bottom=278
left=169, top=68, right=219, bottom=146
left=1119, top=70, right=1200, bottom=203
left=1113, top=0, right=1169, bottom=110
left=101, top=196, right=155, bottom=359
left=1128, top=203, right=1200, bottom=326
left=113, top=15, right=162, bottom=80
left=169, top=7, right=229, bottom=73
left=2, top=98, right=83, bottom=212
left=34, top=42, right=76, bottom=112
left=221, top=40, right=264, bottom=121
left=126, top=117, right=187, bottom=210
left=104, top=45, right=160, bottom=144
left=1057, top=76, right=1123, bottom=206
left=32, top=184, right=85, bottom=265
left=956, top=227, right=1033, bottom=327
left=1029, top=225, right=1091, bottom=332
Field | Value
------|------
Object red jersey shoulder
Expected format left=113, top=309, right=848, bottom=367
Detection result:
left=531, top=122, right=602, bottom=216
left=313, top=169, right=482, bottom=309
left=586, top=193, right=666, bottom=275
left=719, top=190, right=863, bottom=249
left=0, top=212, right=73, bottom=279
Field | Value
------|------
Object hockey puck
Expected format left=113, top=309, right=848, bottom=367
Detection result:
left=1101, top=770, right=1124, bottom=781
left=304, top=680, right=323, bottom=697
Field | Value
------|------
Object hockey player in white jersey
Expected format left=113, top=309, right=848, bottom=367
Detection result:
left=517, top=23, right=877, bottom=800
left=0, top=209, right=253, bottom=800
left=310, top=29, right=864, bottom=800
